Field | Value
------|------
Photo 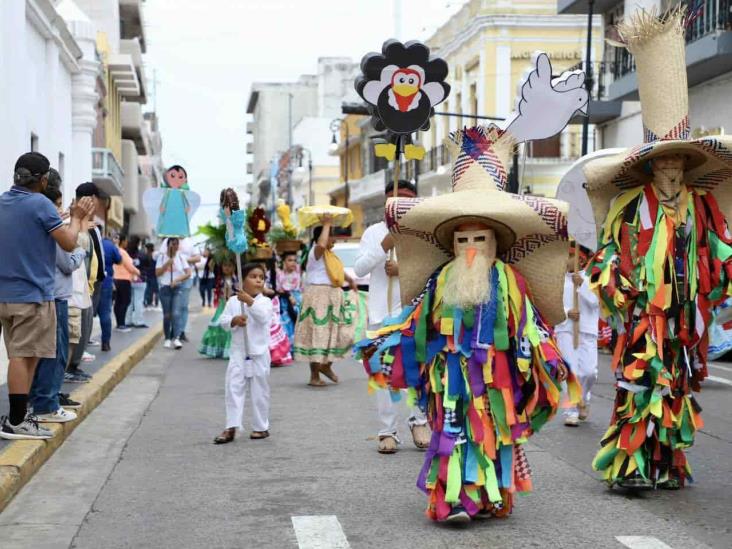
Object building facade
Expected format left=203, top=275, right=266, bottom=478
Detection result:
left=559, top=0, right=732, bottom=149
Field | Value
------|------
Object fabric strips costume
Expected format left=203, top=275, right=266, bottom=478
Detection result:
left=583, top=9, right=732, bottom=488
left=357, top=119, right=584, bottom=521
left=199, top=274, right=237, bottom=359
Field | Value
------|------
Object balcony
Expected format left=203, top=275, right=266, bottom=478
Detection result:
left=92, top=148, right=124, bottom=196
left=247, top=162, right=253, bottom=174
left=603, top=0, right=732, bottom=101
left=120, top=38, right=147, bottom=103
left=246, top=121, right=254, bottom=134
left=566, top=61, right=623, bottom=124
left=246, top=142, right=254, bottom=155
left=121, top=140, right=139, bottom=213
left=558, top=0, right=621, bottom=14
left=108, top=53, right=140, bottom=98
left=128, top=175, right=153, bottom=237
left=121, top=102, right=148, bottom=154
left=119, top=0, right=146, bottom=52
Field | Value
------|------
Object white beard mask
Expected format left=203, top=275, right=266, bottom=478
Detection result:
left=442, top=227, right=497, bottom=309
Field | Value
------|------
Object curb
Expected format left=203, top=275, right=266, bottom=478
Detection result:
left=0, top=324, right=163, bottom=513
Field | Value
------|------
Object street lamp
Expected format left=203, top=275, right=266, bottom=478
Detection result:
left=330, top=118, right=349, bottom=208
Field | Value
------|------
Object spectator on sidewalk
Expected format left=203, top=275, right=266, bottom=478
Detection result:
left=112, top=234, right=140, bottom=333
left=67, top=183, right=106, bottom=378
left=99, top=235, right=122, bottom=352
left=29, top=172, right=85, bottom=424
left=66, top=214, right=93, bottom=389
left=0, top=152, right=94, bottom=440
left=141, top=243, right=159, bottom=308
left=126, top=236, right=148, bottom=328
left=199, top=249, right=216, bottom=308
left=156, top=238, right=191, bottom=349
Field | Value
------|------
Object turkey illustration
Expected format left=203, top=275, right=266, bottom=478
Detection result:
left=356, top=39, right=450, bottom=160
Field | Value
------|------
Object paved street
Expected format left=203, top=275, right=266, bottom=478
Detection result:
left=1, top=312, right=731, bottom=549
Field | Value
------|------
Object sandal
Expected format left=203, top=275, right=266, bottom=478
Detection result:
left=410, top=424, right=431, bottom=449
left=213, top=428, right=235, bottom=444
left=250, top=430, right=270, bottom=440
left=378, top=435, right=398, bottom=454
left=319, top=364, right=339, bottom=384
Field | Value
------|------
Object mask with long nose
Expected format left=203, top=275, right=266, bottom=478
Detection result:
left=443, top=223, right=498, bottom=308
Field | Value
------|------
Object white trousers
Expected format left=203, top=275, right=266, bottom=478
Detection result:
left=556, top=331, right=598, bottom=416
left=376, top=389, right=428, bottom=438
left=225, top=360, right=270, bottom=431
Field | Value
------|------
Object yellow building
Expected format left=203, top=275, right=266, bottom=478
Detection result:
left=419, top=0, right=602, bottom=197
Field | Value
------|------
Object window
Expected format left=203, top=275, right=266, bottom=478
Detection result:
left=30, top=133, right=39, bottom=152
left=528, top=135, right=561, bottom=158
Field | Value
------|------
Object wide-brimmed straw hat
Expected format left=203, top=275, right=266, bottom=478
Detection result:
left=386, top=126, right=570, bottom=325
left=584, top=8, right=732, bottom=231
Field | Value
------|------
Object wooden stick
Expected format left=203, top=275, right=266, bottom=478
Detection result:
left=573, top=246, right=580, bottom=349
left=386, top=137, right=401, bottom=315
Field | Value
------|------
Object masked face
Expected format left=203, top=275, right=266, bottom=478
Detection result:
left=443, top=224, right=497, bottom=308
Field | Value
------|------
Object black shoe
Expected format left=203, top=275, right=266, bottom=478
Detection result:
left=102, top=342, right=111, bottom=352
left=179, top=333, right=188, bottom=343
left=133, top=323, right=149, bottom=329
left=58, top=393, right=82, bottom=409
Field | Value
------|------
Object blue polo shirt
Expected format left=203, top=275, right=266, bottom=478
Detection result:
left=0, top=186, right=63, bottom=303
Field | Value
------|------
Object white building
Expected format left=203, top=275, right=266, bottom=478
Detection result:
left=559, top=0, right=732, bottom=149
left=0, top=0, right=82, bottom=198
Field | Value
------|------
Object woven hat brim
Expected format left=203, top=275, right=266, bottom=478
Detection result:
left=386, top=189, right=570, bottom=325
left=584, top=135, right=732, bottom=234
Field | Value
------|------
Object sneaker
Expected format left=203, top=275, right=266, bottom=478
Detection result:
left=64, top=371, right=90, bottom=384
left=179, top=333, right=189, bottom=343
left=88, top=339, right=100, bottom=347
left=173, top=338, right=183, bottom=350
left=81, top=351, right=96, bottom=362
left=443, top=505, right=471, bottom=523
left=133, top=323, right=149, bottom=329
left=578, top=402, right=590, bottom=421
left=58, top=393, right=82, bottom=409
left=164, top=339, right=172, bottom=349
left=116, top=326, right=132, bottom=333
left=36, top=408, right=77, bottom=423
left=616, top=472, right=653, bottom=490
left=74, top=368, right=92, bottom=380
left=0, top=415, right=54, bottom=440
left=564, top=413, right=580, bottom=427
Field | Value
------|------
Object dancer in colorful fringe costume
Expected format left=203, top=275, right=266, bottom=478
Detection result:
left=358, top=125, right=579, bottom=522
left=582, top=9, right=732, bottom=489
left=199, top=257, right=237, bottom=359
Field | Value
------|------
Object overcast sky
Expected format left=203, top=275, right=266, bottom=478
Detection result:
left=144, top=0, right=465, bottom=229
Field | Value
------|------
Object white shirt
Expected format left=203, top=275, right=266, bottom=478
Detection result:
left=155, top=251, right=190, bottom=288
left=305, top=247, right=331, bottom=286
left=354, top=222, right=401, bottom=326
left=555, top=272, right=599, bottom=336
left=219, top=294, right=273, bottom=360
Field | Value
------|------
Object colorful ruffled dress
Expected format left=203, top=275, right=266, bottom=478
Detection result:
left=276, top=268, right=303, bottom=345
left=589, top=183, right=732, bottom=487
left=357, top=260, right=574, bottom=521
left=199, top=275, right=237, bottom=359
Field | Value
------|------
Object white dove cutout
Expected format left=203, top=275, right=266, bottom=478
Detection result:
left=555, top=148, right=625, bottom=252
left=503, top=52, right=589, bottom=144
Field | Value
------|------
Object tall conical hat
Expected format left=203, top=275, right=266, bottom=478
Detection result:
left=584, top=8, right=732, bottom=233
left=387, top=126, right=570, bottom=325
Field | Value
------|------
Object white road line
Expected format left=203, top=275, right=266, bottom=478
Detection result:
left=292, top=516, right=351, bottom=549
left=709, top=362, right=732, bottom=373
left=707, top=375, right=732, bottom=387
left=616, top=536, right=672, bottom=549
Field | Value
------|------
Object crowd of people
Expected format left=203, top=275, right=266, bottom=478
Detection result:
left=0, top=152, right=194, bottom=440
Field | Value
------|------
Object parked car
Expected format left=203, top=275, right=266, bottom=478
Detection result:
left=332, top=241, right=369, bottom=290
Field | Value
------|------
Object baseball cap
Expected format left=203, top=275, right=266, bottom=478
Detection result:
left=75, top=182, right=100, bottom=198
left=14, top=152, right=50, bottom=176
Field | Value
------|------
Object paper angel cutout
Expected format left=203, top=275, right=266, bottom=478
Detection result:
left=142, top=165, right=200, bottom=238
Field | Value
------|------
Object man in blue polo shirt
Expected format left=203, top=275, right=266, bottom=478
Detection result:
left=0, top=152, right=94, bottom=440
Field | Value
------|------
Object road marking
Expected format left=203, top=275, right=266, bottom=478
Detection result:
left=709, top=362, right=732, bottom=373
left=292, top=516, right=351, bottom=549
left=707, top=375, right=732, bottom=387
left=616, top=536, right=672, bottom=549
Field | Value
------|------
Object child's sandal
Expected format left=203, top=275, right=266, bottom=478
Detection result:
left=250, top=430, right=270, bottom=440
left=213, top=428, right=235, bottom=444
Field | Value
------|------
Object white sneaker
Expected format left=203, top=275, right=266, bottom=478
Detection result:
left=36, top=408, right=77, bottom=423
left=88, top=339, right=100, bottom=347
left=81, top=351, right=96, bottom=362
left=564, top=413, right=580, bottom=427
left=164, top=340, right=172, bottom=349
left=173, top=338, right=183, bottom=350
left=0, top=415, right=54, bottom=440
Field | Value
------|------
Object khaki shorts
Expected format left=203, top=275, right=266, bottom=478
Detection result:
left=0, top=302, right=56, bottom=359
left=68, top=306, right=82, bottom=345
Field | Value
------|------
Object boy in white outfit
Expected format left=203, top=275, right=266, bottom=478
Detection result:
left=213, top=263, right=273, bottom=444
left=354, top=180, right=430, bottom=454
left=555, top=242, right=599, bottom=427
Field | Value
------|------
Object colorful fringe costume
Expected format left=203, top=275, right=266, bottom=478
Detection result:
left=359, top=259, right=575, bottom=521
left=589, top=183, right=732, bottom=486
left=199, top=275, right=237, bottom=359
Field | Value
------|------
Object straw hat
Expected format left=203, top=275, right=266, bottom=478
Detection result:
left=387, top=126, right=570, bottom=325
left=584, top=8, right=732, bottom=232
